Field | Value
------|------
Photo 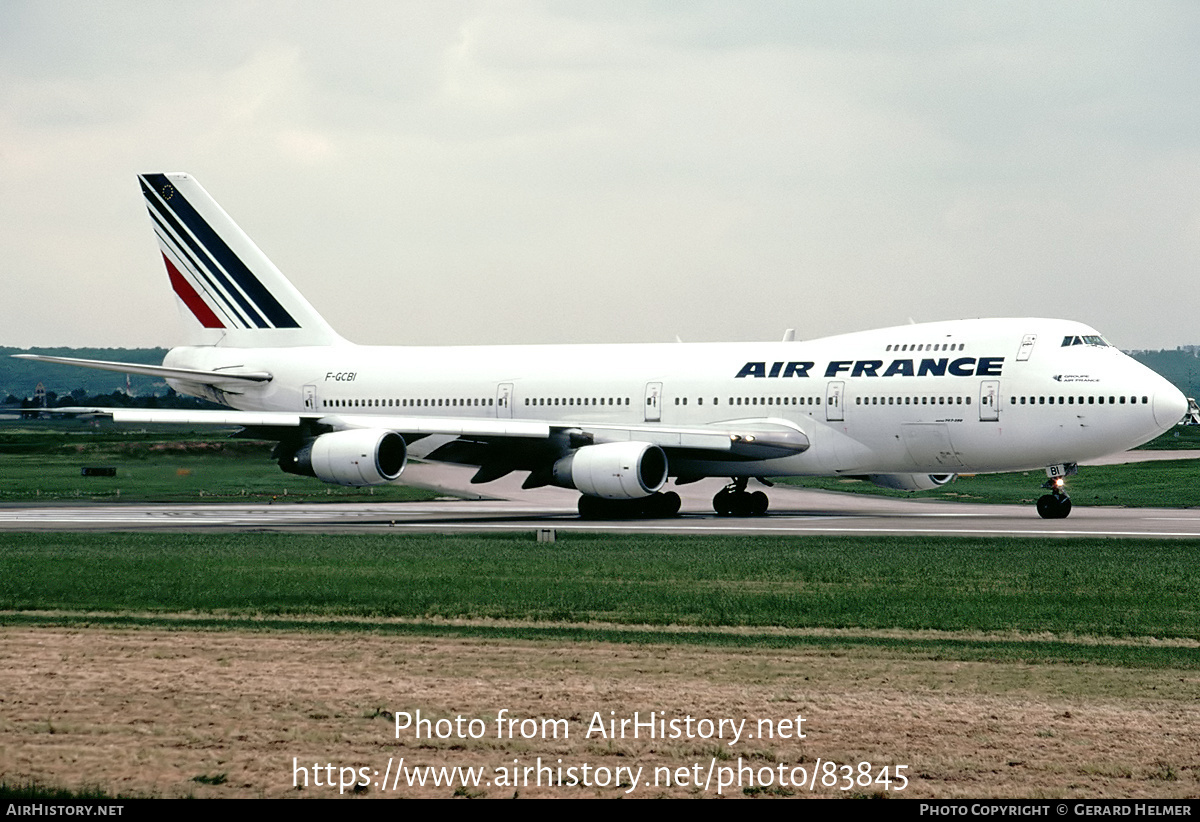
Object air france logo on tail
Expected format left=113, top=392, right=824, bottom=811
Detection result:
left=140, top=173, right=300, bottom=330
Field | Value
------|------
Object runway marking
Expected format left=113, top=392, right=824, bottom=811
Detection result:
left=3, top=500, right=1199, bottom=539
left=356, top=523, right=1200, bottom=538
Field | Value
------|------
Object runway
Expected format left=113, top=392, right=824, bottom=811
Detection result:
left=2, top=460, right=1199, bottom=538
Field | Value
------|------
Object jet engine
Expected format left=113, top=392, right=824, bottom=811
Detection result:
left=866, top=473, right=956, bottom=491
left=278, top=429, right=407, bottom=486
left=551, top=441, right=668, bottom=499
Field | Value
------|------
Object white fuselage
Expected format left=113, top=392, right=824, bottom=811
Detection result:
left=163, top=317, right=1185, bottom=479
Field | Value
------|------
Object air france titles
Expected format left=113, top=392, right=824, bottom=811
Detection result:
left=735, top=358, right=1004, bottom=379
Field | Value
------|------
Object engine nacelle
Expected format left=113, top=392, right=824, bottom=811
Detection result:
left=866, top=473, right=956, bottom=491
left=552, top=441, right=668, bottom=499
left=279, top=429, right=407, bottom=486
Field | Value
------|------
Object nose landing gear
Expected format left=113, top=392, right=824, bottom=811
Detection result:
left=1036, top=470, right=1074, bottom=519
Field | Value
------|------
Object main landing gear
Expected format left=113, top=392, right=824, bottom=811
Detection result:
left=1036, top=476, right=1072, bottom=519
left=578, top=491, right=681, bottom=520
left=713, top=478, right=770, bottom=517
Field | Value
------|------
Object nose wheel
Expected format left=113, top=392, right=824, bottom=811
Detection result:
left=1036, top=474, right=1072, bottom=519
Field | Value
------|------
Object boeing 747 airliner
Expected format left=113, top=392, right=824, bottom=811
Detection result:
left=18, top=173, right=1188, bottom=519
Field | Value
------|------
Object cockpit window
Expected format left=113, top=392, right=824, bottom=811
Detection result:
left=1061, top=335, right=1111, bottom=347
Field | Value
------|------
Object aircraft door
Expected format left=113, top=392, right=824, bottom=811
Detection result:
left=644, top=382, right=662, bottom=422
left=303, top=384, right=316, bottom=411
left=979, top=380, right=1000, bottom=422
left=496, top=383, right=514, bottom=419
left=1016, top=334, right=1037, bottom=361
left=825, top=381, right=844, bottom=422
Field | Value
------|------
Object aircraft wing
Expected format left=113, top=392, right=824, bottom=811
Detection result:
left=336, top=414, right=808, bottom=459
left=74, top=407, right=809, bottom=460
left=103, top=408, right=551, bottom=437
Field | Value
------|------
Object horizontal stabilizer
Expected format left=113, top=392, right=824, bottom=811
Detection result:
left=12, top=354, right=273, bottom=384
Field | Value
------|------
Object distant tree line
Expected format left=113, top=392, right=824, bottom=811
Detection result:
left=1130, top=350, right=1199, bottom=399
left=7, top=386, right=221, bottom=415
left=0, top=347, right=169, bottom=399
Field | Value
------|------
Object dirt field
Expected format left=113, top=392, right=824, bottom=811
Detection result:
left=1, top=626, right=1197, bottom=799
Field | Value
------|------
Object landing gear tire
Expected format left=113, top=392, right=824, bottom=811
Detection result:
left=750, top=491, right=768, bottom=516
left=577, top=491, right=681, bottom=520
left=1036, top=493, right=1072, bottom=519
left=712, top=480, right=770, bottom=517
left=648, top=491, right=681, bottom=517
left=713, top=489, right=734, bottom=516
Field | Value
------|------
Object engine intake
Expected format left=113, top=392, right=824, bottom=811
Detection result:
left=279, top=429, right=407, bottom=486
left=552, top=441, right=668, bottom=499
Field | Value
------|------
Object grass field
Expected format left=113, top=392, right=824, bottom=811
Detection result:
left=2, top=525, right=1198, bottom=797
left=2, top=532, right=1197, bottom=668
left=0, top=422, right=438, bottom=503
left=1134, top=423, right=1200, bottom=450
left=1, top=419, right=1199, bottom=506
left=3, top=410, right=1198, bottom=797
left=2, top=531, right=1198, bottom=798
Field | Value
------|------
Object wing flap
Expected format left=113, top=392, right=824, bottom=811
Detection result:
left=330, top=415, right=551, bottom=439
left=580, top=419, right=810, bottom=458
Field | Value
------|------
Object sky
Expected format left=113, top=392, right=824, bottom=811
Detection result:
left=2, top=1, right=1199, bottom=350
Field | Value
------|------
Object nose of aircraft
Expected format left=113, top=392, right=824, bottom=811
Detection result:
left=1153, top=383, right=1188, bottom=430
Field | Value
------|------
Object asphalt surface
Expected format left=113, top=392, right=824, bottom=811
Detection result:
left=2, top=457, right=1198, bottom=538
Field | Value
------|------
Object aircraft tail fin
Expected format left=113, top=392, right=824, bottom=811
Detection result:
left=139, top=172, right=343, bottom=348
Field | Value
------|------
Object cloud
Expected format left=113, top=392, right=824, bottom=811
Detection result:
left=1, top=1, right=1198, bottom=348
